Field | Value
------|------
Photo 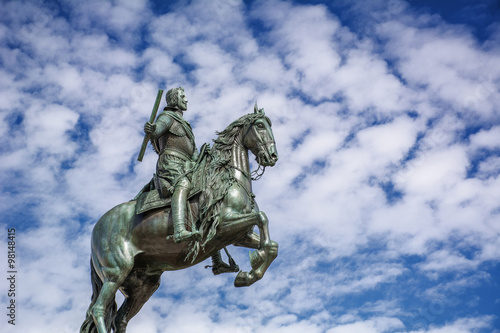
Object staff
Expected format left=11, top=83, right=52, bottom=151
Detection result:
left=137, top=89, right=163, bottom=162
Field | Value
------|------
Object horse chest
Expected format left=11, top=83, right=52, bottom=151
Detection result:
left=221, top=185, right=254, bottom=218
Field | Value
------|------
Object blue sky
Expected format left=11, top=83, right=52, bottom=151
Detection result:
left=1, top=0, right=499, bottom=332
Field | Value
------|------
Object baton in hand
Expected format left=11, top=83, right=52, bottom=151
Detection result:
left=137, top=89, right=163, bottom=162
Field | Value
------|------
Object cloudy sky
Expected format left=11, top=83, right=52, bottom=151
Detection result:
left=1, top=0, right=500, bottom=332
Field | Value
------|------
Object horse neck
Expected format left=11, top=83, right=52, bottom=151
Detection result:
left=230, top=133, right=252, bottom=192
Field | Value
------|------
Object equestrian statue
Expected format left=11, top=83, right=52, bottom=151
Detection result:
left=80, top=87, right=279, bottom=333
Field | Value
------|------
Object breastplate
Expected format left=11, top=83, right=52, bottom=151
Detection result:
left=157, top=122, right=195, bottom=158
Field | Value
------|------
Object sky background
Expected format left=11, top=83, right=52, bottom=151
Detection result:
left=1, top=0, right=500, bottom=332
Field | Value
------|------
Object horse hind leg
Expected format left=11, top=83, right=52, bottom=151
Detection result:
left=114, top=273, right=161, bottom=333
left=81, top=260, right=106, bottom=333
left=89, top=251, right=135, bottom=333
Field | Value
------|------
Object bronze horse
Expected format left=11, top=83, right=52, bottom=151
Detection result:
left=80, top=106, right=279, bottom=333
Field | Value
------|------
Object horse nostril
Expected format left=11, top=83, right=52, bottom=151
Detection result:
left=271, top=152, right=278, bottom=161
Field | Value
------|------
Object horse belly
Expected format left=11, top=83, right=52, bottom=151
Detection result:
left=130, top=208, right=208, bottom=270
left=131, top=209, right=172, bottom=250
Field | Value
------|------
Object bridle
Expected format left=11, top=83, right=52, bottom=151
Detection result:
left=244, top=117, right=274, bottom=181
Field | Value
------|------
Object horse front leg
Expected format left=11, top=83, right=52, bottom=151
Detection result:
left=235, top=230, right=279, bottom=271
left=233, top=212, right=278, bottom=287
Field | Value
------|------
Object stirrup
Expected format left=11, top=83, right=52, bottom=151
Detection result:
left=206, top=248, right=239, bottom=275
left=212, top=258, right=239, bottom=275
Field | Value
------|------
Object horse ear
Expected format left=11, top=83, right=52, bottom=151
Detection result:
left=254, top=103, right=264, bottom=115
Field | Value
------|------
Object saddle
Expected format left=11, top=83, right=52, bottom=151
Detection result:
left=134, top=143, right=209, bottom=215
left=134, top=177, right=202, bottom=215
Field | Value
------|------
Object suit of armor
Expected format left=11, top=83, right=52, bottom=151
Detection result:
left=146, top=88, right=201, bottom=243
left=153, top=108, right=197, bottom=196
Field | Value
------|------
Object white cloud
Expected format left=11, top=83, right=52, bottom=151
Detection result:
left=408, top=316, right=494, bottom=333
left=326, top=316, right=405, bottom=333
left=477, top=156, right=500, bottom=179
left=334, top=48, right=409, bottom=113
left=469, top=126, right=500, bottom=149
left=419, top=249, right=478, bottom=272
left=252, top=1, right=343, bottom=100
left=356, top=117, right=420, bottom=165
left=399, top=146, right=468, bottom=195
left=379, top=17, right=500, bottom=120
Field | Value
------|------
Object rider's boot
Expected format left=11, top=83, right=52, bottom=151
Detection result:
left=172, top=182, right=201, bottom=243
left=211, top=250, right=239, bottom=275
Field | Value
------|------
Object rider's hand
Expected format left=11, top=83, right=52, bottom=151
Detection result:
left=144, top=121, right=156, bottom=134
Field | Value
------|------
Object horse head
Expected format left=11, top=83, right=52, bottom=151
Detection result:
left=242, top=103, right=279, bottom=168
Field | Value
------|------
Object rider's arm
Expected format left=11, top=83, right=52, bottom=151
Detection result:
left=144, top=115, right=173, bottom=139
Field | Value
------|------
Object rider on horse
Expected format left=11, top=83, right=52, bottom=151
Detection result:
left=144, top=87, right=201, bottom=243
left=143, top=87, right=238, bottom=274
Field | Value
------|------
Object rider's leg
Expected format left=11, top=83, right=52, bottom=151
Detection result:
left=172, top=177, right=201, bottom=243
left=210, top=249, right=239, bottom=275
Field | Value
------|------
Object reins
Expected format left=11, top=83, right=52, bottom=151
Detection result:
left=251, top=155, right=266, bottom=181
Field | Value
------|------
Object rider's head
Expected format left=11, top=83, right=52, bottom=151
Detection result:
left=166, top=87, right=188, bottom=111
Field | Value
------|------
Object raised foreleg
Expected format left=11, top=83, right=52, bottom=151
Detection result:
left=234, top=230, right=278, bottom=270
left=233, top=212, right=278, bottom=287
left=250, top=212, right=278, bottom=282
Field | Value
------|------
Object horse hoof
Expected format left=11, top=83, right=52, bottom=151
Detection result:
left=234, top=271, right=253, bottom=287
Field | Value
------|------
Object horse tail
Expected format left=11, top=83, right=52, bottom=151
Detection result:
left=80, top=259, right=118, bottom=333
